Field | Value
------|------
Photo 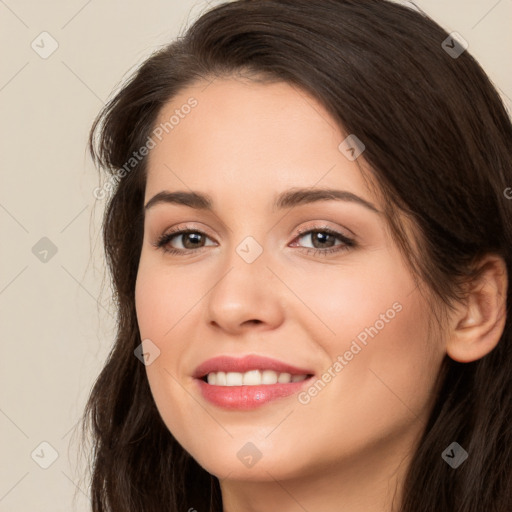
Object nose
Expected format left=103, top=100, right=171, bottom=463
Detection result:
left=205, top=244, right=286, bottom=335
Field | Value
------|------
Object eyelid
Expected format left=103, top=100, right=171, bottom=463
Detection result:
left=290, top=224, right=356, bottom=251
left=294, top=222, right=355, bottom=241
left=161, top=222, right=217, bottom=240
left=156, top=222, right=354, bottom=244
left=153, top=220, right=357, bottom=260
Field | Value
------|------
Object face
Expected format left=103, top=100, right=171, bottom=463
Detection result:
left=135, top=77, right=446, bottom=482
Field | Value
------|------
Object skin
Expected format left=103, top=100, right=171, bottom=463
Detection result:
left=134, top=76, right=507, bottom=512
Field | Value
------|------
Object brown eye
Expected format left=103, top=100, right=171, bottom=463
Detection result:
left=297, top=230, right=339, bottom=249
left=174, top=232, right=206, bottom=249
left=154, top=229, right=217, bottom=255
left=292, top=226, right=355, bottom=256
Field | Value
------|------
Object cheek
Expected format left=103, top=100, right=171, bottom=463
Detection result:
left=290, top=255, right=442, bottom=429
left=287, top=252, right=416, bottom=353
left=135, top=258, right=199, bottom=340
left=300, top=282, right=441, bottom=440
left=134, top=260, right=198, bottom=434
left=134, top=256, right=209, bottom=390
left=134, top=260, right=192, bottom=402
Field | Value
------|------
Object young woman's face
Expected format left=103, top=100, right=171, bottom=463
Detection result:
left=135, top=77, right=445, bottom=483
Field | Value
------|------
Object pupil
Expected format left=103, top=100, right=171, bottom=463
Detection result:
left=313, top=232, right=333, bottom=248
left=184, top=233, right=202, bottom=248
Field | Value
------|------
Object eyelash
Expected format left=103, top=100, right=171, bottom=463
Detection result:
left=152, top=225, right=356, bottom=257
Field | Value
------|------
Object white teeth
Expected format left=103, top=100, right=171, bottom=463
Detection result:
left=261, top=370, right=278, bottom=384
left=205, top=370, right=309, bottom=386
left=243, top=370, right=261, bottom=385
left=277, top=372, right=292, bottom=383
left=226, top=372, right=243, bottom=386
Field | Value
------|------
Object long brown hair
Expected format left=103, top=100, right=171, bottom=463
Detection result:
left=82, top=1, right=512, bottom=510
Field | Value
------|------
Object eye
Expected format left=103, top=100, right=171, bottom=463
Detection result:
left=291, top=226, right=356, bottom=256
left=152, top=224, right=356, bottom=257
left=153, top=228, right=216, bottom=255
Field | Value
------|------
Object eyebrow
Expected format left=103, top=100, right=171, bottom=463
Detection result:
left=144, top=188, right=380, bottom=213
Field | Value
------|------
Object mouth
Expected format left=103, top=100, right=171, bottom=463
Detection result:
left=193, top=355, right=315, bottom=410
left=199, top=370, right=314, bottom=386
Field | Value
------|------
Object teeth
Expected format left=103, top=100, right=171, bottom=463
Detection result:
left=226, top=372, right=243, bottom=386
left=262, top=370, right=278, bottom=384
left=278, top=373, right=292, bottom=383
left=205, top=370, right=309, bottom=386
left=243, top=370, right=261, bottom=385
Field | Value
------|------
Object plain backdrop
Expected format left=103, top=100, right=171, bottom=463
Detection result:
left=0, top=0, right=511, bottom=510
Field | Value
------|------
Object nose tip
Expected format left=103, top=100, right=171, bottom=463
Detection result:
left=205, top=264, right=285, bottom=335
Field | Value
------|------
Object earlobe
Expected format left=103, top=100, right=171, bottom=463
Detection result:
left=446, top=254, right=508, bottom=363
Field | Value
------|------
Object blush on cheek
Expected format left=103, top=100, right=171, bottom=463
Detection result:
left=135, top=272, right=180, bottom=336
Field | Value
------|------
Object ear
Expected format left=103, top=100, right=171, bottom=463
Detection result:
left=446, top=254, right=508, bottom=363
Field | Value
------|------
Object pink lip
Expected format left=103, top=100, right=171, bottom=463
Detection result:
left=193, top=355, right=315, bottom=410
left=193, top=355, right=314, bottom=378
left=196, top=379, right=313, bottom=409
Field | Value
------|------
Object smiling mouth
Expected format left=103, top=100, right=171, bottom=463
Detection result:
left=200, top=370, right=315, bottom=386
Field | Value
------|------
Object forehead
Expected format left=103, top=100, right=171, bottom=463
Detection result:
left=144, top=77, right=376, bottom=206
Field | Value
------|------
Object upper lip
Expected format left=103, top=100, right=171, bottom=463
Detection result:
left=193, top=355, right=315, bottom=379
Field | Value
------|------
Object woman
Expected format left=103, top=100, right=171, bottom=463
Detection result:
left=82, top=1, right=512, bottom=510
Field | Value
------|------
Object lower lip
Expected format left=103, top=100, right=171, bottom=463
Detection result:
left=196, top=377, right=313, bottom=410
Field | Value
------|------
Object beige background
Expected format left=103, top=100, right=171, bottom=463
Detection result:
left=0, top=0, right=510, bottom=510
